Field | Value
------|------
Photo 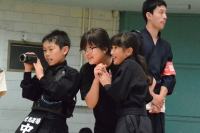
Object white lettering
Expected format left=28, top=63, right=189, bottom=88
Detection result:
left=20, top=123, right=34, bottom=133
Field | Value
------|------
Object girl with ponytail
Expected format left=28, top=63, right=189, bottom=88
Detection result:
left=96, top=32, right=153, bottom=133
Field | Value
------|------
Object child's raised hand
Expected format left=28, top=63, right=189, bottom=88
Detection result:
left=24, top=63, right=34, bottom=72
left=108, top=69, right=112, bottom=79
left=99, top=67, right=112, bottom=86
left=33, top=58, right=44, bottom=80
left=94, top=63, right=106, bottom=80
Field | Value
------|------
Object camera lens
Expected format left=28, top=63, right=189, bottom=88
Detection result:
left=19, top=53, right=37, bottom=63
left=19, top=54, right=27, bottom=62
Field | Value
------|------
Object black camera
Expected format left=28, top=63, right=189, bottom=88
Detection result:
left=19, top=53, right=37, bottom=63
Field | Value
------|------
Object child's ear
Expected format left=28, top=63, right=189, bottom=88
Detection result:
left=126, top=47, right=133, bottom=56
left=103, top=47, right=108, bottom=53
left=62, top=46, right=69, bottom=55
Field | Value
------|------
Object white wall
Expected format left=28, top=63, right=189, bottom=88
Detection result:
left=0, top=0, right=119, bottom=133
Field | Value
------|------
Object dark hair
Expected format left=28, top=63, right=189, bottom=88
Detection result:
left=142, top=0, right=167, bottom=23
left=110, top=32, right=152, bottom=84
left=42, top=29, right=71, bottom=49
left=79, top=127, right=92, bottom=133
left=80, top=28, right=111, bottom=56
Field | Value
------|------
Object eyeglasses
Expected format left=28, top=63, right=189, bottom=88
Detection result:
left=80, top=47, right=97, bottom=54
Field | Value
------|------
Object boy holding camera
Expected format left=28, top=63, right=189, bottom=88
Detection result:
left=16, top=30, right=81, bottom=133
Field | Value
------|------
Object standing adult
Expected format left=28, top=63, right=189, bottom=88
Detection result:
left=0, top=69, right=7, bottom=98
left=79, top=28, right=119, bottom=133
left=139, top=0, right=176, bottom=133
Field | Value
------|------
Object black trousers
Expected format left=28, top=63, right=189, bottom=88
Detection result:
left=16, top=110, right=68, bottom=133
left=147, top=112, right=165, bottom=133
left=36, top=118, right=68, bottom=133
left=115, top=115, right=152, bottom=133
left=94, top=125, right=115, bottom=133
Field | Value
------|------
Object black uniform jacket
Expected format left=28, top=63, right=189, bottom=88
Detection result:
left=104, top=57, right=153, bottom=109
left=139, top=28, right=176, bottom=95
left=20, top=60, right=81, bottom=112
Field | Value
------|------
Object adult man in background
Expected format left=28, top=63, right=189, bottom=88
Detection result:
left=139, top=0, right=176, bottom=132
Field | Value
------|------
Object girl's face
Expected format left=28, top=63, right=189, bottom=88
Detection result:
left=43, top=41, right=68, bottom=66
left=111, top=45, right=131, bottom=65
left=82, top=43, right=107, bottom=65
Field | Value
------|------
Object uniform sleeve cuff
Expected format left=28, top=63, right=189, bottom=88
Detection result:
left=39, top=76, right=48, bottom=86
left=104, top=84, right=111, bottom=91
left=23, top=72, right=32, bottom=84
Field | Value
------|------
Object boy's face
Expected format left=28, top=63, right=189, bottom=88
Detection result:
left=148, top=5, right=167, bottom=30
left=43, top=41, right=68, bottom=66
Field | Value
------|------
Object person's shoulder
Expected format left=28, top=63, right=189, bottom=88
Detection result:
left=161, top=38, right=170, bottom=44
left=81, top=62, right=90, bottom=68
left=122, top=59, right=144, bottom=76
left=65, top=65, right=79, bottom=74
left=139, top=28, right=151, bottom=42
left=123, top=58, right=137, bottom=64
left=140, top=28, right=148, bottom=35
left=121, top=58, right=139, bottom=69
left=160, top=37, right=172, bottom=48
left=59, top=61, right=78, bottom=73
left=80, top=62, right=95, bottom=72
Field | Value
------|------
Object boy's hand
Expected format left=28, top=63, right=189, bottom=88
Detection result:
left=23, top=52, right=34, bottom=72
left=24, top=63, right=34, bottom=72
left=33, top=58, right=44, bottom=80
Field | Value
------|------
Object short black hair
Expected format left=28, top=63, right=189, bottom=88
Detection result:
left=80, top=28, right=111, bottom=56
left=42, top=29, right=71, bottom=49
left=142, top=0, right=167, bottom=23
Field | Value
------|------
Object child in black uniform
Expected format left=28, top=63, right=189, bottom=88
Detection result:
left=79, top=28, right=119, bottom=133
left=16, top=30, right=81, bottom=133
left=97, top=32, right=153, bottom=133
